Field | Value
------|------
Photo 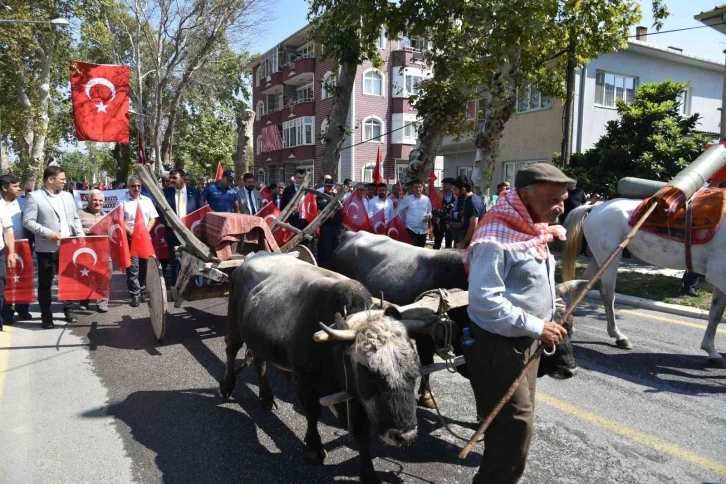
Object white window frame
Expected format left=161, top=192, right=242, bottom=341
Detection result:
left=257, top=169, right=266, bottom=184
left=595, top=70, right=638, bottom=108
left=260, top=48, right=279, bottom=78
left=376, top=28, right=386, bottom=49
left=362, top=115, right=384, bottom=143
left=256, top=100, right=265, bottom=118
left=457, top=166, right=473, bottom=179
left=404, top=74, right=423, bottom=97
left=361, top=163, right=375, bottom=183
left=396, top=163, right=408, bottom=184
left=320, top=119, right=329, bottom=140
left=266, top=94, right=283, bottom=113
left=282, top=116, right=315, bottom=148
left=504, top=160, right=540, bottom=188
left=296, top=82, right=314, bottom=103
left=363, top=69, right=384, bottom=96
left=256, top=135, right=262, bottom=155
left=400, top=36, right=425, bottom=52
left=321, top=71, right=335, bottom=100
left=296, top=41, right=315, bottom=59
left=678, top=87, right=691, bottom=116
left=515, top=84, right=552, bottom=114
left=402, top=118, right=418, bottom=144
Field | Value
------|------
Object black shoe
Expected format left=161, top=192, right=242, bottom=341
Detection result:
left=17, top=311, right=32, bottom=321
left=41, top=319, right=55, bottom=329
left=130, top=296, right=140, bottom=307
left=2, top=318, right=14, bottom=327
left=64, top=312, right=79, bottom=323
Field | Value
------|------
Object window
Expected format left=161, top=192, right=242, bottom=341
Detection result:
left=266, top=94, right=283, bottom=112
left=458, top=166, right=473, bottom=179
left=256, top=101, right=265, bottom=118
left=321, top=71, right=335, bottom=100
left=282, top=116, right=315, bottom=148
left=400, top=36, right=425, bottom=52
left=678, top=88, right=690, bottom=116
left=404, top=74, right=422, bottom=96
left=257, top=169, right=265, bottom=184
left=296, top=83, right=314, bottom=102
left=362, top=163, right=375, bottom=183
left=595, top=71, right=637, bottom=108
left=503, top=160, right=539, bottom=188
left=362, top=116, right=383, bottom=143
left=376, top=29, right=386, bottom=49
left=396, top=164, right=408, bottom=184
left=402, top=120, right=418, bottom=143
left=516, top=84, right=552, bottom=113
left=465, top=100, right=477, bottom=120
left=320, top=119, right=329, bottom=139
left=260, top=48, right=279, bottom=78
left=363, top=70, right=383, bottom=96
left=255, top=67, right=261, bottom=87
left=296, top=41, right=314, bottom=59
left=256, top=135, right=262, bottom=155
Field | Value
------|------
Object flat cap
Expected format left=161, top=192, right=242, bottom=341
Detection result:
left=515, top=163, right=574, bottom=187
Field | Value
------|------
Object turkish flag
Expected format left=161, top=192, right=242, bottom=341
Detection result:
left=70, top=61, right=130, bottom=143
left=138, top=132, right=148, bottom=165
left=299, top=192, right=319, bottom=223
left=58, top=236, right=111, bottom=301
left=131, top=203, right=155, bottom=259
left=182, top=205, right=212, bottom=233
left=368, top=209, right=387, bottom=235
left=89, top=204, right=132, bottom=272
left=427, top=171, right=443, bottom=210
left=341, top=190, right=370, bottom=232
left=215, top=162, right=224, bottom=182
left=260, top=186, right=273, bottom=206
left=256, top=202, right=294, bottom=246
left=373, top=146, right=384, bottom=185
left=386, top=215, right=413, bottom=244
left=150, top=219, right=170, bottom=259
left=4, top=240, right=35, bottom=304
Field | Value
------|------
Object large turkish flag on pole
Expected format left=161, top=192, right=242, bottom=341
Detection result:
left=70, top=61, right=130, bottom=143
left=373, top=146, right=384, bottom=185
left=299, top=193, right=319, bottom=223
left=427, top=171, right=443, bottom=210
left=341, top=190, right=370, bottom=232
left=89, top=205, right=132, bottom=272
left=256, top=202, right=293, bottom=247
left=4, top=240, right=35, bottom=304
left=131, top=203, right=155, bottom=259
left=58, top=236, right=111, bottom=301
left=215, top=162, right=224, bottom=182
left=150, top=219, right=170, bottom=259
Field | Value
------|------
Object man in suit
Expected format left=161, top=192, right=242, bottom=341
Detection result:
left=163, top=168, right=202, bottom=284
left=272, top=182, right=284, bottom=210
left=23, top=166, right=84, bottom=329
left=281, top=169, right=306, bottom=229
left=238, top=173, right=262, bottom=216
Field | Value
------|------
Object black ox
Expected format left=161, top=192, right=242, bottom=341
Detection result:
left=221, top=251, right=424, bottom=484
left=331, top=231, right=584, bottom=404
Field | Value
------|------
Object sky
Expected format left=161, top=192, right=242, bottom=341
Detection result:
left=248, top=0, right=726, bottom=62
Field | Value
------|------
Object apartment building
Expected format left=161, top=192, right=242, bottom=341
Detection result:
left=249, top=26, right=432, bottom=185
left=441, top=29, right=724, bottom=192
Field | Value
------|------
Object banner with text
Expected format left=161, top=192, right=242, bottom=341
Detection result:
left=73, top=189, right=128, bottom=213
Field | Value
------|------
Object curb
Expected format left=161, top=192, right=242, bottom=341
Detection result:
left=584, top=290, right=714, bottom=322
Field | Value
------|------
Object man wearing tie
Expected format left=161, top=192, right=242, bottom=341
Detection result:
left=238, top=173, right=262, bottom=216
left=163, top=168, right=202, bottom=284
left=272, top=182, right=284, bottom=210
left=281, top=169, right=307, bottom=229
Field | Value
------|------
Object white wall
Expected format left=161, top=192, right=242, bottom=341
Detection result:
left=391, top=113, right=419, bottom=144
left=391, top=66, right=432, bottom=99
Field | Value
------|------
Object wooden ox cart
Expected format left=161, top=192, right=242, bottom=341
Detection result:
left=134, top=165, right=347, bottom=341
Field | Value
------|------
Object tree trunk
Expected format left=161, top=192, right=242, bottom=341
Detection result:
left=233, top=109, right=256, bottom=175
left=560, top=33, right=577, bottom=166
left=113, top=143, right=132, bottom=182
left=407, top=115, right=445, bottom=182
left=320, top=61, right=357, bottom=184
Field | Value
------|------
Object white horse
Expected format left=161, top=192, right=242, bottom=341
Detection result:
left=563, top=199, right=726, bottom=368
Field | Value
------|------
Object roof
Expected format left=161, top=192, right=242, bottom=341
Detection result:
left=626, top=40, right=724, bottom=71
left=694, top=5, right=726, bottom=36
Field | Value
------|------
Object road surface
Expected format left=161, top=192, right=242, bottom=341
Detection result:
left=0, top=274, right=724, bottom=483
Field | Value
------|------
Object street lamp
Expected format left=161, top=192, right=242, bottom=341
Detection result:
left=0, top=17, right=70, bottom=25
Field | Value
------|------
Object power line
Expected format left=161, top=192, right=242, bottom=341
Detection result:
left=338, top=121, right=419, bottom=151
left=629, top=21, right=726, bottom=38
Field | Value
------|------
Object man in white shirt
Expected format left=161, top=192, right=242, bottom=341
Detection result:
left=0, top=184, right=17, bottom=332
left=23, top=166, right=84, bottom=328
left=1, top=174, right=31, bottom=326
left=396, top=179, right=432, bottom=247
left=123, top=175, right=159, bottom=307
left=367, top=183, right=395, bottom=222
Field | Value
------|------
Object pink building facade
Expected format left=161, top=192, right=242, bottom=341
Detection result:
left=249, top=26, right=431, bottom=186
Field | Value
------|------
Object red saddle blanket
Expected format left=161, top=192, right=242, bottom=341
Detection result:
left=193, top=213, right=280, bottom=261
left=629, top=187, right=726, bottom=244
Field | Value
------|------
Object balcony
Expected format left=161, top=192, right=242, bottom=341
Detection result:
left=281, top=96, right=315, bottom=120
left=282, top=56, right=315, bottom=86
left=260, top=71, right=283, bottom=95
left=391, top=98, right=417, bottom=114
left=259, top=145, right=315, bottom=165
left=391, top=49, right=426, bottom=68
left=390, top=144, right=413, bottom=160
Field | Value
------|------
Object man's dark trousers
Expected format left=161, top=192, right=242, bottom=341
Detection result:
left=37, top=251, right=73, bottom=320
left=406, top=229, right=427, bottom=248
left=465, top=324, right=539, bottom=484
left=127, top=256, right=148, bottom=296
left=433, top=227, right=453, bottom=249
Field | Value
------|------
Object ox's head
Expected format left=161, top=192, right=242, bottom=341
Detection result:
left=537, top=280, right=588, bottom=379
left=316, top=308, right=419, bottom=446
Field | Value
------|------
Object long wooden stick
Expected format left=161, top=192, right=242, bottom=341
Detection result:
left=458, top=200, right=658, bottom=459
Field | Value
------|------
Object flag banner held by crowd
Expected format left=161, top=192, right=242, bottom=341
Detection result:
left=386, top=215, right=413, bottom=244
left=427, top=171, right=443, bottom=210
left=260, top=186, right=273, bottom=206
left=150, top=219, right=170, bottom=259
left=89, top=205, right=132, bottom=271
left=138, top=132, right=148, bottom=165
left=131, top=203, right=155, bottom=259
left=255, top=202, right=295, bottom=246
left=58, top=236, right=111, bottom=301
left=215, top=162, right=224, bottom=182
left=299, top=193, right=319, bottom=223
left=182, top=205, right=212, bottom=232
left=70, top=61, right=130, bottom=143
left=368, top=209, right=387, bottom=235
left=373, top=146, right=384, bottom=185
left=4, top=240, right=35, bottom=304
left=341, top=190, right=370, bottom=232
left=73, top=189, right=128, bottom=213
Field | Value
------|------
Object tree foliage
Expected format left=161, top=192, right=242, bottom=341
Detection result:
left=570, top=80, right=706, bottom=198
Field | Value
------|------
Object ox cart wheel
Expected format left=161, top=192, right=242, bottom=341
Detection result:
left=288, top=244, right=317, bottom=266
left=146, top=255, right=168, bottom=342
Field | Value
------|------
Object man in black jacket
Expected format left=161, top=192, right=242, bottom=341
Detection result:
left=281, top=169, right=307, bottom=229
left=315, top=178, right=342, bottom=269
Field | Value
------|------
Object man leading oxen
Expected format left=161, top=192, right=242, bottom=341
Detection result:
left=221, top=251, right=421, bottom=484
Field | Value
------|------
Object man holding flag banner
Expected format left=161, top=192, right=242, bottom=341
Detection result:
left=58, top=236, right=111, bottom=302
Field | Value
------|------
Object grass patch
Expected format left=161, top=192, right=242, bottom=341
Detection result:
left=555, top=263, right=712, bottom=311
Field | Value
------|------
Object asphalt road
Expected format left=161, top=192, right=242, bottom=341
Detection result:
left=1, top=273, right=724, bottom=483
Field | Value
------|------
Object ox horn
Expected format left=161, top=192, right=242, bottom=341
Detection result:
left=555, top=280, right=589, bottom=301
left=317, top=322, right=356, bottom=341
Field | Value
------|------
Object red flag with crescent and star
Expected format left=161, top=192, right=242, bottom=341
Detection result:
left=341, top=190, right=370, bottom=232
left=299, top=193, right=319, bottom=223
left=131, top=203, right=155, bottom=259
left=4, top=240, right=35, bottom=304
left=368, top=209, right=387, bottom=235
left=373, top=146, right=384, bottom=185
left=150, top=219, right=170, bottom=259
left=89, top=205, right=132, bottom=272
left=58, top=236, right=111, bottom=301
left=260, top=186, right=273, bottom=206
left=70, top=61, right=130, bottom=143
left=182, top=205, right=212, bottom=232
left=255, top=202, right=294, bottom=247
left=138, top=132, right=148, bottom=165
left=386, top=215, right=413, bottom=244
left=427, top=171, right=443, bottom=210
